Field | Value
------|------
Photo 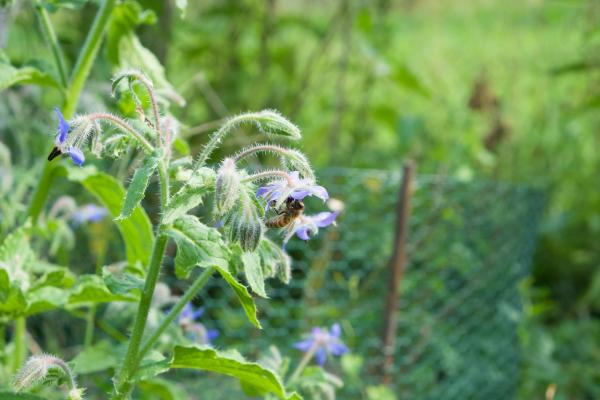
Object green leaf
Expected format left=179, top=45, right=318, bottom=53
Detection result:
left=167, top=215, right=229, bottom=279
left=162, top=168, right=215, bottom=225
left=68, top=275, right=138, bottom=305
left=70, top=340, right=121, bottom=374
left=214, top=266, right=261, bottom=329
left=241, top=251, right=267, bottom=298
left=64, top=166, right=154, bottom=266
left=25, top=287, right=67, bottom=316
left=102, top=266, right=144, bottom=295
left=392, top=64, right=429, bottom=98
left=0, top=61, right=59, bottom=91
left=118, top=154, right=159, bottom=219
left=171, top=346, right=301, bottom=400
left=138, top=378, right=188, bottom=400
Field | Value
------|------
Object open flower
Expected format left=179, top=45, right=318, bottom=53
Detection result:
left=257, top=171, right=328, bottom=208
left=283, top=211, right=339, bottom=247
left=176, top=302, right=219, bottom=345
left=49, top=108, right=85, bottom=166
left=293, top=323, right=348, bottom=366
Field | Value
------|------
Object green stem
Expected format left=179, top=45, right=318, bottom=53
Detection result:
left=112, top=161, right=169, bottom=398
left=288, top=342, right=318, bottom=383
left=112, top=232, right=168, bottom=399
left=11, top=317, right=27, bottom=373
left=26, top=162, right=59, bottom=223
left=33, top=0, right=68, bottom=87
left=63, top=0, right=117, bottom=118
left=136, top=267, right=216, bottom=363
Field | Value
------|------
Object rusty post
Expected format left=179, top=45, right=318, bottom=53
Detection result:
left=380, top=160, right=415, bottom=384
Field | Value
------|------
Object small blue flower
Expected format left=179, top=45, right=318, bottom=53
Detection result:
left=177, top=302, right=206, bottom=327
left=51, top=108, right=85, bottom=166
left=257, top=171, right=328, bottom=208
left=71, top=204, right=108, bottom=225
left=293, top=323, right=348, bottom=366
left=283, top=211, right=339, bottom=247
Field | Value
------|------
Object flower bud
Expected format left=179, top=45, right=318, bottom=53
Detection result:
left=252, top=110, right=301, bottom=140
left=68, top=387, right=86, bottom=400
left=13, top=354, right=76, bottom=393
left=215, top=158, right=241, bottom=214
left=227, top=198, right=263, bottom=252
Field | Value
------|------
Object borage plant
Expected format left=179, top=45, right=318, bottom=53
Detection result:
left=7, top=70, right=340, bottom=399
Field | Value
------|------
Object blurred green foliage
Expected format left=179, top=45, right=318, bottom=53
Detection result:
left=1, top=0, right=600, bottom=398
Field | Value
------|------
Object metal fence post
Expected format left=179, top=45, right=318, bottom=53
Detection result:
left=380, top=160, right=415, bottom=384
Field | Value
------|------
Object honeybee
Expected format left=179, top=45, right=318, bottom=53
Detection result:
left=265, top=197, right=304, bottom=228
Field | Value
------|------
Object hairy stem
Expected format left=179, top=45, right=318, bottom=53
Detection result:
left=112, top=161, right=170, bottom=398
left=87, top=113, right=154, bottom=152
left=63, top=0, right=117, bottom=118
left=11, top=317, right=26, bottom=373
left=233, top=144, right=291, bottom=163
left=242, top=169, right=293, bottom=184
left=33, top=0, right=68, bottom=87
left=112, top=233, right=168, bottom=399
left=194, top=112, right=266, bottom=169
left=136, top=267, right=216, bottom=363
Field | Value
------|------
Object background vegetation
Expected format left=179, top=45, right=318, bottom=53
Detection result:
left=1, top=0, right=599, bottom=398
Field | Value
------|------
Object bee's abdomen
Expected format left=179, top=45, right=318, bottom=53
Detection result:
left=265, top=214, right=291, bottom=228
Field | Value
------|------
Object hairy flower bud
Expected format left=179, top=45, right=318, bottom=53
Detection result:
left=230, top=205, right=263, bottom=251
left=215, top=158, right=241, bottom=214
left=13, top=354, right=77, bottom=393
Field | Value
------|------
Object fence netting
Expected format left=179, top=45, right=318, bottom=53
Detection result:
left=178, top=167, right=545, bottom=399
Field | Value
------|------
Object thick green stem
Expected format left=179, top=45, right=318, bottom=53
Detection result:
left=136, top=267, right=215, bottom=363
left=112, top=159, right=170, bottom=398
left=63, top=0, right=117, bottom=118
left=112, top=232, right=168, bottom=399
left=26, top=162, right=59, bottom=223
left=11, top=317, right=27, bottom=373
left=33, top=0, right=69, bottom=87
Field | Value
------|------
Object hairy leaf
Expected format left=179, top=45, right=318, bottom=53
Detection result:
left=214, top=266, right=261, bottom=329
left=162, top=168, right=215, bottom=225
left=0, top=61, right=59, bottom=91
left=241, top=251, right=267, bottom=298
left=118, top=154, right=159, bottom=219
left=167, top=215, right=229, bottom=278
left=102, top=266, right=144, bottom=295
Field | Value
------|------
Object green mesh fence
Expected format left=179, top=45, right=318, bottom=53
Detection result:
left=178, top=167, right=545, bottom=399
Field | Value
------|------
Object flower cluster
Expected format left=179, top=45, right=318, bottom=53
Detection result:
left=256, top=171, right=338, bottom=247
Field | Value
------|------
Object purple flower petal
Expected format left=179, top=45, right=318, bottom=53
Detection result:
left=207, top=329, right=220, bottom=342
left=315, top=348, right=327, bottom=366
left=295, top=226, right=312, bottom=241
left=67, top=147, right=84, bottom=166
left=293, top=339, right=314, bottom=352
left=179, top=303, right=194, bottom=321
left=309, top=185, right=329, bottom=201
left=54, top=107, right=69, bottom=144
left=313, top=212, right=339, bottom=228
left=256, top=187, right=269, bottom=197
left=290, top=189, right=311, bottom=200
left=330, top=323, right=341, bottom=338
left=191, top=306, right=205, bottom=320
left=328, top=341, right=349, bottom=356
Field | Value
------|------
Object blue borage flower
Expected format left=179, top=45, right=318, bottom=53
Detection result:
left=257, top=171, right=328, bottom=208
left=283, top=211, right=339, bottom=247
left=71, top=204, right=108, bottom=225
left=175, top=302, right=219, bottom=344
left=49, top=108, right=85, bottom=166
left=293, top=323, right=349, bottom=366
